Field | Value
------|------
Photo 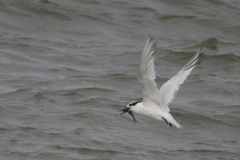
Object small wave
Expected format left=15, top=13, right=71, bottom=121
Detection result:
left=164, top=46, right=240, bottom=63
left=0, top=50, right=40, bottom=65
left=29, top=2, right=71, bottom=20
left=158, top=14, right=196, bottom=21
left=176, top=148, right=230, bottom=154
left=0, top=1, right=33, bottom=18
left=175, top=108, right=227, bottom=127
left=0, top=126, right=37, bottom=132
left=54, top=87, right=116, bottom=96
left=71, top=96, right=116, bottom=106
left=70, top=127, right=85, bottom=134
left=101, top=73, right=136, bottom=82
left=50, top=145, right=127, bottom=155
left=201, top=37, right=218, bottom=50
left=73, top=0, right=102, bottom=5
left=32, top=92, right=46, bottom=99
left=0, top=88, right=31, bottom=96
left=131, top=6, right=158, bottom=12
left=206, top=52, right=240, bottom=60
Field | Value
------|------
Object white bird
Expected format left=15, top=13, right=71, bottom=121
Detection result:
left=118, top=35, right=203, bottom=129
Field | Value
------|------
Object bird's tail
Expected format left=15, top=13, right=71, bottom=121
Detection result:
left=162, top=112, right=182, bottom=129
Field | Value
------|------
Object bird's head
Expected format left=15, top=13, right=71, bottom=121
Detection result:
left=118, top=101, right=140, bottom=115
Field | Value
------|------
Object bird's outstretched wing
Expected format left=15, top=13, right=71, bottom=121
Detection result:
left=158, top=47, right=203, bottom=112
left=138, top=35, right=203, bottom=112
left=138, top=35, right=162, bottom=108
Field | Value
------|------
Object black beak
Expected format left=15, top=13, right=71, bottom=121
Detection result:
left=118, top=107, right=129, bottom=117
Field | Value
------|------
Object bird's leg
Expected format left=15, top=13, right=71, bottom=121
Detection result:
left=162, top=117, right=172, bottom=128
left=162, top=117, right=168, bottom=124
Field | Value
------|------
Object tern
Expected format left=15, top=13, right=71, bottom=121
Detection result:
left=118, top=35, right=203, bottom=129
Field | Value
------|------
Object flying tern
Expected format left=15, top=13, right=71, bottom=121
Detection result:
left=118, top=35, right=203, bottom=129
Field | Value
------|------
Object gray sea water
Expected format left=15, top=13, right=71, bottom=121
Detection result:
left=0, top=0, right=240, bottom=159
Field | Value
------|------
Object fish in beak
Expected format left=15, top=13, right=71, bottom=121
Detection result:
left=118, top=107, right=138, bottom=124
left=128, top=110, right=137, bottom=124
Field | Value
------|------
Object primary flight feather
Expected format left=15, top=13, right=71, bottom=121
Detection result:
left=118, top=35, right=203, bottom=129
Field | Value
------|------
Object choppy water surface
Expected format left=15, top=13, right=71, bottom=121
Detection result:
left=0, top=0, right=240, bottom=159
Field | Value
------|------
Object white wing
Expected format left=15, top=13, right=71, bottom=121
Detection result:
left=138, top=35, right=162, bottom=109
left=159, top=47, right=203, bottom=112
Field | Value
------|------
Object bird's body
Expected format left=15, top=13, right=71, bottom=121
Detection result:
left=131, top=102, right=181, bottom=128
left=118, top=35, right=203, bottom=129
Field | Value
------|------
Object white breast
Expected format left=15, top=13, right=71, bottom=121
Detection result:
left=131, top=102, right=165, bottom=120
